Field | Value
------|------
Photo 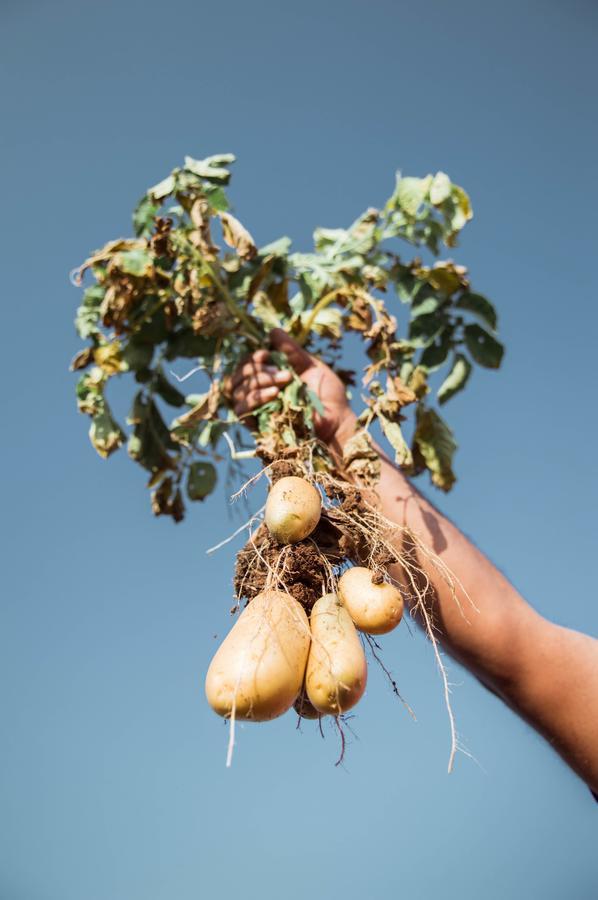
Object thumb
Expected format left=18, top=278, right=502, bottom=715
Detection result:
left=269, top=328, right=315, bottom=376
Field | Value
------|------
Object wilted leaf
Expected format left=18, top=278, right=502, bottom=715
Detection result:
left=456, top=292, right=498, bottom=331
left=438, top=354, right=472, bottom=404
left=93, top=341, right=125, bottom=375
left=89, top=408, right=125, bottom=459
left=464, top=323, right=504, bottom=368
left=171, top=382, right=221, bottom=429
left=386, top=375, right=416, bottom=408
left=407, top=366, right=430, bottom=399
left=378, top=413, right=413, bottom=468
left=70, top=347, right=95, bottom=371
left=413, top=407, right=457, bottom=491
left=189, top=198, right=219, bottom=258
left=151, top=476, right=185, bottom=522
left=219, top=211, right=257, bottom=261
left=342, top=430, right=380, bottom=486
left=187, top=461, right=217, bottom=500
left=253, top=292, right=282, bottom=330
left=422, top=261, right=469, bottom=295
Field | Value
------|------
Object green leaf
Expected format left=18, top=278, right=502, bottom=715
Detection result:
left=133, top=194, right=159, bottom=237
left=456, top=292, right=498, bottom=331
left=116, top=248, right=153, bottom=277
left=75, top=285, right=104, bottom=338
left=204, top=185, right=229, bottom=212
left=429, top=172, right=451, bottom=205
left=464, top=323, right=504, bottom=369
left=127, top=392, right=176, bottom=473
left=306, top=388, right=325, bottom=417
left=152, top=370, right=186, bottom=408
left=378, top=413, right=413, bottom=468
left=121, top=340, right=153, bottom=371
left=184, top=154, right=235, bottom=183
left=438, top=354, right=472, bottom=404
left=413, top=406, right=457, bottom=491
left=408, top=313, right=445, bottom=348
left=395, top=175, right=432, bottom=216
left=419, top=329, right=452, bottom=371
left=259, top=236, right=292, bottom=257
left=186, top=461, right=217, bottom=501
left=164, top=330, right=218, bottom=360
left=410, top=295, right=440, bottom=318
left=148, top=174, right=176, bottom=201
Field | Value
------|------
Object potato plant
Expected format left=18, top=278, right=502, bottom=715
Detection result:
left=71, top=153, right=503, bottom=766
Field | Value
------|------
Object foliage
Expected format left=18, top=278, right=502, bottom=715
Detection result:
left=71, top=154, right=503, bottom=520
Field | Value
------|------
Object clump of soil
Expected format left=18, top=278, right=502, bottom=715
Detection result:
left=233, top=479, right=393, bottom=611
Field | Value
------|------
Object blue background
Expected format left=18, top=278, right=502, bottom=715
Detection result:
left=1, top=1, right=597, bottom=898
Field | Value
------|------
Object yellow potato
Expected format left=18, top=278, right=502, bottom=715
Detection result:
left=338, top=566, right=404, bottom=635
left=264, top=476, right=321, bottom=544
left=205, top=589, right=310, bottom=722
left=306, top=593, right=367, bottom=715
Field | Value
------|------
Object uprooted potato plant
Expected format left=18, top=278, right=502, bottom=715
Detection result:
left=71, top=153, right=503, bottom=768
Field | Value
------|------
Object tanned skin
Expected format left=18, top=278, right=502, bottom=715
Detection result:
left=230, top=329, right=598, bottom=793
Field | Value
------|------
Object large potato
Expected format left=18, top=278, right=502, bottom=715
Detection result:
left=338, top=566, right=404, bottom=635
left=205, top=589, right=310, bottom=722
left=265, top=476, right=321, bottom=544
left=306, top=593, right=367, bottom=715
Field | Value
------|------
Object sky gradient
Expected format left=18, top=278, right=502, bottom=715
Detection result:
left=1, top=1, right=597, bottom=898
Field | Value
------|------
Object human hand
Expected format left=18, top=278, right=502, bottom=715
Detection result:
left=229, top=328, right=355, bottom=444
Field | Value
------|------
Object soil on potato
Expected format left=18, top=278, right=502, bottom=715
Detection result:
left=234, top=478, right=394, bottom=612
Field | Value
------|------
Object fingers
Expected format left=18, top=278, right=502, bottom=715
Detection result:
left=230, top=350, right=271, bottom=388
left=232, top=369, right=291, bottom=400
left=234, top=386, right=280, bottom=419
left=269, top=328, right=314, bottom=375
left=230, top=350, right=293, bottom=418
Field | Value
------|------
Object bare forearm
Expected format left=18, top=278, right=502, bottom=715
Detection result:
left=333, top=416, right=598, bottom=790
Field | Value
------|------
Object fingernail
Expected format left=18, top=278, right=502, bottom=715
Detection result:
left=264, top=365, right=279, bottom=374
left=274, top=371, right=291, bottom=383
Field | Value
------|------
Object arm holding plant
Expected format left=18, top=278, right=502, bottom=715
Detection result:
left=234, top=330, right=598, bottom=794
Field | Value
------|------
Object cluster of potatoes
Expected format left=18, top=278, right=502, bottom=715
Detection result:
left=205, top=477, right=404, bottom=722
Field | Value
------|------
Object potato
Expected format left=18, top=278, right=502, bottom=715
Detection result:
left=338, top=566, right=404, bottom=635
left=205, top=589, right=310, bottom=722
left=305, top=593, right=367, bottom=715
left=265, top=476, right=321, bottom=544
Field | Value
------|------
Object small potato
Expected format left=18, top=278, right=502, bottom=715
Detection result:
left=205, top=590, right=310, bottom=722
left=338, top=566, right=404, bottom=635
left=306, top=593, right=367, bottom=715
left=265, top=476, right=321, bottom=544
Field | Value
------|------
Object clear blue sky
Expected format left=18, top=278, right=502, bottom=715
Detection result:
left=1, top=1, right=597, bottom=898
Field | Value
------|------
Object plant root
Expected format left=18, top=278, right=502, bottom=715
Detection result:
left=225, top=460, right=475, bottom=772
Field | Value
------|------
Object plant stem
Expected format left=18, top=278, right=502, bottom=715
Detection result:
left=203, top=260, right=263, bottom=344
left=297, top=288, right=344, bottom=346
